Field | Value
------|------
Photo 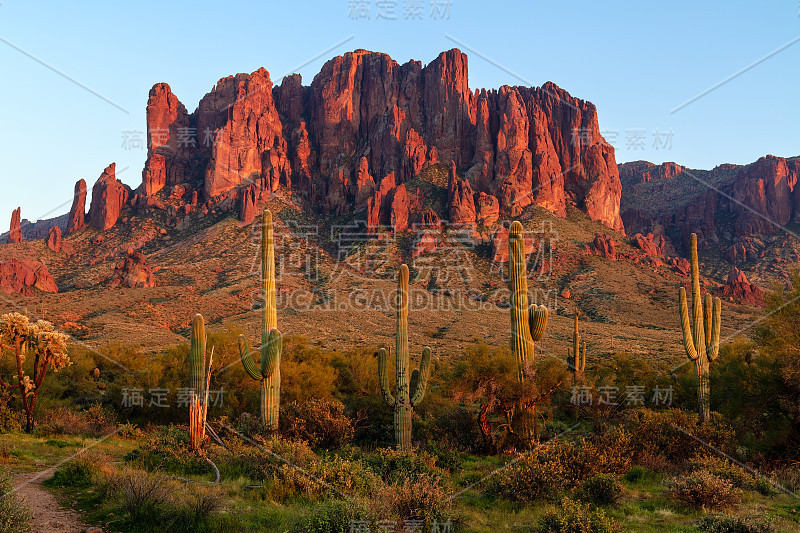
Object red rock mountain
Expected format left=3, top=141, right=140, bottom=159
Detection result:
left=621, top=155, right=800, bottom=258
left=136, top=49, right=624, bottom=233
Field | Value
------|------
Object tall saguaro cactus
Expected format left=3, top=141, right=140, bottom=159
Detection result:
left=567, top=309, right=586, bottom=379
left=508, top=221, right=548, bottom=381
left=189, top=314, right=213, bottom=451
left=238, top=210, right=283, bottom=432
left=378, top=264, right=432, bottom=451
left=679, top=233, right=721, bottom=424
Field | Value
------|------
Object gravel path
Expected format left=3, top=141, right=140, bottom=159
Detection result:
left=13, top=468, right=93, bottom=533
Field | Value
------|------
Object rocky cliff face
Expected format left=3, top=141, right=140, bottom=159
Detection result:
left=621, top=155, right=800, bottom=259
left=137, top=48, right=624, bottom=233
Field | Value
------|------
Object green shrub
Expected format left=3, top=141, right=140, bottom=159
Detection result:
left=0, top=389, right=20, bottom=434
left=363, top=448, right=441, bottom=484
left=487, top=427, right=633, bottom=503
left=690, top=456, right=776, bottom=495
left=47, top=456, right=99, bottom=488
left=370, top=474, right=451, bottom=526
left=36, top=404, right=117, bottom=437
left=281, top=399, right=355, bottom=449
left=623, top=465, right=658, bottom=484
left=537, top=498, right=621, bottom=533
left=124, top=425, right=208, bottom=475
left=0, top=471, right=32, bottom=533
left=575, top=474, right=622, bottom=506
left=296, top=499, right=361, bottom=533
left=627, top=409, right=734, bottom=466
left=669, top=471, right=742, bottom=509
left=696, top=514, right=774, bottom=533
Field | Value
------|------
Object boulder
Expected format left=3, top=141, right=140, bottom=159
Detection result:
left=109, top=252, right=156, bottom=288
left=0, top=259, right=58, bottom=295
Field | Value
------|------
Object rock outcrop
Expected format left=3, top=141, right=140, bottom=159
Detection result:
left=0, top=259, right=58, bottom=295
left=721, top=267, right=764, bottom=306
left=8, top=208, right=21, bottom=243
left=619, top=161, right=684, bottom=185
left=632, top=232, right=665, bottom=257
left=447, top=162, right=476, bottom=226
left=590, top=233, right=617, bottom=260
left=46, top=226, right=62, bottom=252
left=134, top=49, right=624, bottom=234
left=142, top=83, right=193, bottom=196
left=109, top=252, right=156, bottom=288
left=67, top=179, right=87, bottom=234
left=89, top=164, right=131, bottom=231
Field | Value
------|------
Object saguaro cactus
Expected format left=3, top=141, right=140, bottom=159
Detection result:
left=238, top=210, right=283, bottom=432
left=189, top=314, right=213, bottom=451
left=508, top=221, right=548, bottom=381
left=567, top=309, right=586, bottom=379
left=378, top=264, right=432, bottom=451
left=679, top=233, right=721, bottom=424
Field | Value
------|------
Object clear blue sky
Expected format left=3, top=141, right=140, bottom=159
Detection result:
left=1, top=1, right=798, bottom=223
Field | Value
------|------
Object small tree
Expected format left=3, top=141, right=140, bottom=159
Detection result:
left=0, top=312, right=71, bottom=432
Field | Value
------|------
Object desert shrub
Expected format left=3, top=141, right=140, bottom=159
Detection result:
left=221, top=438, right=376, bottom=500
left=46, top=454, right=103, bottom=488
left=635, top=452, right=679, bottom=474
left=281, top=398, right=355, bottom=449
left=575, top=474, right=622, bottom=506
left=696, top=514, right=774, bottom=533
left=123, top=425, right=208, bottom=475
left=669, top=471, right=742, bottom=509
left=0, top=390, right=19, bottom=434
left=487, top=427, right=632, bottom=503
left=690, top=456, right=775, bottom=495
left=296, top=499, right=365, bottom=533
left=422, top=439, right=464, bottom=472
left=770, top=464, right=800, bottom=493
left=105, top=466, right=171, bottom=522
left=627, top=408, right=734, bottom=466
left=486, top=445, right=569, bottom=502
left=711, top=338, right=791, bottom=454
left=362, top=448, right=441, bottom=484
left=167, top=485, right=224, bottom=531
left=101, top=465, right=225, bottom=531
left=0, top=471, right=32, bottom=533
left=36, top=404, right=117, bottom=437
left=370, top=474, right=451, bottom=526
left=537, top=498, right=620, bottom=533
left=623, top=465, right=659, bottom=484
left=117, top=421, right=141, bottom=439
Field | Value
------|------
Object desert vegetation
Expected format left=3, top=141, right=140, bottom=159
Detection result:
left=0, top=220, right=798, bottom=532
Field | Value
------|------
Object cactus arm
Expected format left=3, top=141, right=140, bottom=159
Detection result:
left=567, top=348, right=574, bottom=371
left=238, top=334, right=262, bottom=381
left=529, top=304, right=548, bottom=342
left=377, top=348, right=396, bottom=406
left=679, top=287, right=699, bottom=360
left=261, top=328, right=281, bottom=378
left=410, top=347, right=431, bottom=407
left=189, top=314, right=206, bottom=394
left=707, top=297, right=722, bottom=361
left=580, top=341, right=586, bottom=372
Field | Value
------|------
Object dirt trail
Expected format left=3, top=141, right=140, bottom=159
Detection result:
left=13, top=468, right=91, bottom=532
